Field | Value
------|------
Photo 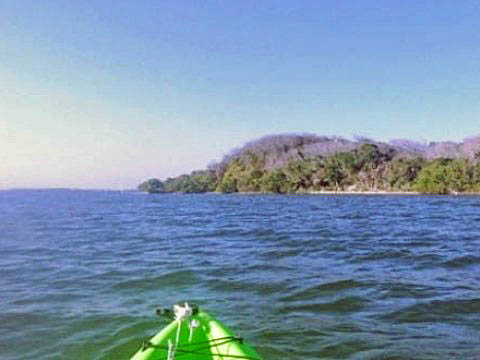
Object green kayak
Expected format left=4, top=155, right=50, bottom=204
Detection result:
left=131, top=303, right=262, bottom=360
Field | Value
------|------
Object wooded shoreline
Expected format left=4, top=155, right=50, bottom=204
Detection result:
left=139, top=134, right=480, bottom=195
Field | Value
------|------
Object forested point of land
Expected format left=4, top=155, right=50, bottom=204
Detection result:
left=138, top=134, right=480, bottom=195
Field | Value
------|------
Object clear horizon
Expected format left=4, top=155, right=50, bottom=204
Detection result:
left=2, top=1, right=480, bottom=189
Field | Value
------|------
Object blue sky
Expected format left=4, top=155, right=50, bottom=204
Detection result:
left=1, top=1, right=479, bottom=189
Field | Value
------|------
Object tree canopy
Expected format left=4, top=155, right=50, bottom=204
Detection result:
left=138, top=178, right=165, bottom=193
left=139, top=134, right=480, bottom=195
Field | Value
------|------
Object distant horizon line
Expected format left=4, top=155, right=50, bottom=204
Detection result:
left=0, top=187, right=139, bottom=192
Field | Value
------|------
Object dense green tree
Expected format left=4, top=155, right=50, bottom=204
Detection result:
left=387, top=157, right=425, bottom=190
left=138, top=178, right=165, bottom=193
left=324, top=157, right=346, bottom=190
left=215, top=158, right=264, bottom=193
left=445, top=159, right=473, bottom=193
left=323, top=152, right=356, bottom=189
left=472, top=163, right=480, bottom=192
left=414, top=159, right=452, bottom=194
left=355, top=143, right=383, bottom=169
left=283, top=159, right=318, bottom=192
left=259, top=169, right=288, bottom=193
left=163, top=170, right=216, bottom=193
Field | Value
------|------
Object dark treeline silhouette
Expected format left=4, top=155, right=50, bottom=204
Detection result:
left=138, top=133, right=480, bottom=194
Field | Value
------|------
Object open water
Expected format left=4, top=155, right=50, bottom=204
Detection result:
left=1, top=190, right=479, bottom=359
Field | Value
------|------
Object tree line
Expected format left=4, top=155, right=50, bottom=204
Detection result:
left=138, top=134, right=480, bottom=195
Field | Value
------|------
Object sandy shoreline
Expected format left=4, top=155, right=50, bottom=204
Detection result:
left=219, top=190, right=480, bottom=196
left=302, top=190, right=421, bottom=195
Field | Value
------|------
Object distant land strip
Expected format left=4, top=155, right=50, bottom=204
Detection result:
left=139, top=133, right=480, bottom=195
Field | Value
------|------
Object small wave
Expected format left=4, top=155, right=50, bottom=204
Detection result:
left=358, top=249, right=411, bottom=262
left=381, top=298, right=480, bottom=323
left=315, top=339, right=382, bottom=359
left=54, top=314, right=149, bottom=360
left=281, top=279, right=366, bottom=302
left=242, top=263, right=294, bottom=273
left=0, top=311, right=51, bottom=331
left=338, top=213, right=368, bottom=220
left=378, top=283, right=439, bottom=299
left=411, top=253, right=446, bottom=270
left=207, top=278, right=289, bottom=296
left=443, top=255, right=480, bottom=268
left=350, top=349, right=412, bottom=360
left=112, top=270, right=198, bottom=291
left=279, top=296, right=367, bottom=314
left=260, top=248, right=302, bottom=260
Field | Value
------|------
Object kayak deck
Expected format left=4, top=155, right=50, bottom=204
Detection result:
left=131, top=310, right=262, bottom=360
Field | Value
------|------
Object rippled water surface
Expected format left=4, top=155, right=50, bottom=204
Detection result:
left=1, top=190, right=480, bottom=359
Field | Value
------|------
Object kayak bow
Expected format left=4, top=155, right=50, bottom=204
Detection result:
left=131, top=303, right=262, bottom=360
